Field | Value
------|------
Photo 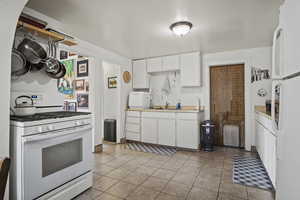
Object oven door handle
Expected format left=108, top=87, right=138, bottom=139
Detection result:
left=23, top=125, right=92, bottom=143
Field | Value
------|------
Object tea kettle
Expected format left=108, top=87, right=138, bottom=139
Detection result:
left=14, top=95, right=36, bottom=116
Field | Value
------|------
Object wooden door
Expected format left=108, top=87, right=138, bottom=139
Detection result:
left=210, top=64, right=245, bottom=146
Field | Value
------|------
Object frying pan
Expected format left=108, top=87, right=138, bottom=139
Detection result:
left=46, top=62, right=66, bottom=79
left=11, top=45, right=31, bottom=79
left=17, top=38, right=47, bottom=64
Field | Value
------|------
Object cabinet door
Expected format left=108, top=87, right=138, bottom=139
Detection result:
left=162, top=55, right=180, bottom=71
left=132, top=60, right=149, bottom=89
left=180, top=52, right=201, bottom=87
left=158, top=119, right=176, bottom=146
left=256, top=122, right=265, bottom=161
left=176, top=119, right=199, bottom=149
left=147, top=57, right=162, bottom=73
left=141, top=118, right=158, bottom=144
left=269, top=133, right=277, bottom=187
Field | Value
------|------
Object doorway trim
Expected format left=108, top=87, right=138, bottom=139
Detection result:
left=204, top=54, right=252, bottom=151
left=209, top=64, right=245, bottom=147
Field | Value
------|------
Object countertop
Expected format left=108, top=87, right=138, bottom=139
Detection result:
left=255, top=106, right=271, bottom=119
left=127, top=106, right=204, bottom=113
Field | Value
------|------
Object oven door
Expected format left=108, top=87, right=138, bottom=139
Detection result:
left=22, top=125, right=93, bottom=200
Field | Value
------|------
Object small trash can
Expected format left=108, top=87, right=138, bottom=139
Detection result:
left=200, top=120, right=216, bottom=152
left=104, top=119, right=116, bottom=142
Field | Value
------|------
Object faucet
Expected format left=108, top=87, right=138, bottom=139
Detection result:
left=165, top=101, right=169, bottom=109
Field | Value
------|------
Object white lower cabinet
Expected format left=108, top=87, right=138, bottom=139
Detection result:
left=255, top=117, right=277, bottom=188
left=128, top=111, right=202, bottom=149
left=176, top=119, right=199, bottom=149
left=158, top=119, right=176, bottom=146
left=141, top=118, right=158, bottom=144
left=126, top=111, right=141, bottom=142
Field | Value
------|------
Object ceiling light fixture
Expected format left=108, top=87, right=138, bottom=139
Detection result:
left=170, top=21, right=193, bottom=36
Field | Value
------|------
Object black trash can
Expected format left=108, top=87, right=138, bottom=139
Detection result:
left=104, top=119, right=116, bottom=142
left=200, top=120, right=216, bottom=152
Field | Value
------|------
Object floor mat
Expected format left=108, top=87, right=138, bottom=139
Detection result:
left=126, top=142, right=176, bottom=156
left=233, top=154, right=273, bottom=190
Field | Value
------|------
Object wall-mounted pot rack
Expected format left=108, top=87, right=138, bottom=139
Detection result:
left=17, top=21, right=77, bottom=46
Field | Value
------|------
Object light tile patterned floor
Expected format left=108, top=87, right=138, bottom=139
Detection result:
left=74, top=144, right=275, bottom=200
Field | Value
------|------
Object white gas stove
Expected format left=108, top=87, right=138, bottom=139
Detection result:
left=10, top=111, right=93, bottom=200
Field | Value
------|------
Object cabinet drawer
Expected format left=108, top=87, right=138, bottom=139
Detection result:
left=255, top=113, right=274, bottom=134
left=126, top=131, right=140, bottom=141
left=127, top=117, right=140, bottom=124
left=142, top=112, right=175, bottom=119
left=126, top=123, right=140, bottom=133
left=176, top=113, right=199, bottom=120
left=127, top=111, right=141, bottom=117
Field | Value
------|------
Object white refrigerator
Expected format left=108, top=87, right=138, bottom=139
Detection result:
left=275, top=75, right=300, bottom=200
left=272, top=1, right=300, bottom=199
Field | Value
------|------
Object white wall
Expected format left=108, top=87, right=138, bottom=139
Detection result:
left=0, top=0, right=28, bottom=157
left=0, top=2, right=28, bottom=199
left=102, top=61, right=133, bottom=143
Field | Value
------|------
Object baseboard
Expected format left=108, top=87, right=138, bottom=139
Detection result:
left=251, top=145, right=257, bottom=153
left=120, top=137, right=126, bottom=144
left=94, top=144, right=103, bottom=153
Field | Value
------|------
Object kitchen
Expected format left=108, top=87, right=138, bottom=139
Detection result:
left=0, top=0, right=299, bottom=200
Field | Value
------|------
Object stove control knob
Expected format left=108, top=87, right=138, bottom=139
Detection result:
left=37, top=127, right=43, bottom=133
left=75, top=121, right=80, bottom=126
left=48, top=125, right=54, bottom=130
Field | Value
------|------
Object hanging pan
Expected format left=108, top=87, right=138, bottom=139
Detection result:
left=17, top=37, right=47, bottom=64
left=11, top=39, right=31, bottom=79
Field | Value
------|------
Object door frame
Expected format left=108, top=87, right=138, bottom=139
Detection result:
left=204, top=57, right=251, bottom=151
left=209, top=64, right=245, bottom=147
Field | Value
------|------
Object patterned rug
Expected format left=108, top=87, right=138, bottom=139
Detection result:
left=233, top=154, right=273, bottom=190
left=126, top=142, right=176, bottom=156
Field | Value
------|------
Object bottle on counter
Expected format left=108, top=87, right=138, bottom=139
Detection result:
left=176, top=101, right=181, bottom=110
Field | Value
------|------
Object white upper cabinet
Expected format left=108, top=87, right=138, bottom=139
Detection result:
left=180, top=52, right=201, bottom=87
left=162, top=55, right=180, bottom=71
left=147, top=57, right=162, bottom=73
left=132, top=60, right=149, bottom=89
left=280, top=0, right=300, bottom=77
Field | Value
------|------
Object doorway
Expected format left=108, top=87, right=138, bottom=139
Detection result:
left=210, top=64, right=245, bottom=147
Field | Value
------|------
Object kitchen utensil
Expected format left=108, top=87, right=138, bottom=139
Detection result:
left=17, top=37, right=47, bottom=64
left=14, top=95, right=36, bottom=116
left=11, top=48, right=30, bottom=78
left=46, top=62, right=66, bottom=79
left=45, top=41, right=60, bottom=74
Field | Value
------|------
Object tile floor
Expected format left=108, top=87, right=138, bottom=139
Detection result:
left=74, top=144, right=275, bottom=200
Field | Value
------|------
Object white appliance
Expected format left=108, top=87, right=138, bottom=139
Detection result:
left=273, top=1, right=300, bottom=199
left=128, top=92, right=151, bottom=109
left=10, top=112, right=93, bottom=200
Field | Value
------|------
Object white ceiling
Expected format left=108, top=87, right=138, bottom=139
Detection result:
left=27, top=0, right=281, bottom=59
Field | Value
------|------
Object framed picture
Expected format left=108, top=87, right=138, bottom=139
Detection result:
left=77, top=60, right=89, bottom=77
left=77, top=93, right=89, bottom=108
left=85, top=80, right=89, bottom=92
left=75, top=79, right=85, bottom=91
left=57, top=59, right=75, bottom=98
left=108, top=76, right=117, bottom=88
left=64, top=101, right=77, bottom=112
left=68, top=102, right=77, bottom=112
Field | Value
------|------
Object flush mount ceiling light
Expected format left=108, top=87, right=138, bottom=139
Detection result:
left=170, top=21, right=193, bottom=36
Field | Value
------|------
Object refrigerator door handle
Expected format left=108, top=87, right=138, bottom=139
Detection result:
left=272, top=26, right=283, bottom=79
